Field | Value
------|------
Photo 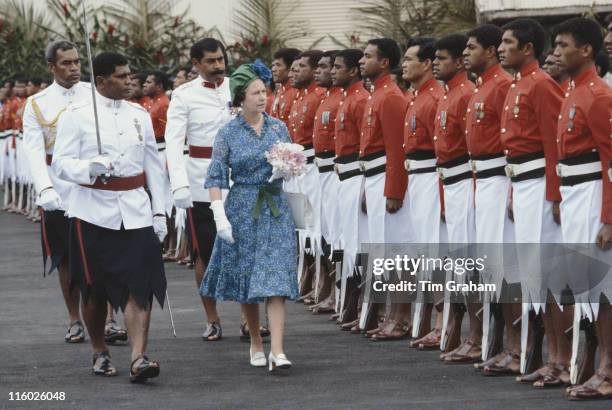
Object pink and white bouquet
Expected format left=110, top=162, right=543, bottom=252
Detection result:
left=265, top=142, right=307, bottom=182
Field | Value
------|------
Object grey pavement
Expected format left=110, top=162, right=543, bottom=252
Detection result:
left=0, top=211, right=605, bottom=409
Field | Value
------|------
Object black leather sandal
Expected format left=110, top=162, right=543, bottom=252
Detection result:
left=240, top=323, right=271, bottom=342
left=92, top=351, right=118, bottom=377
left=202, top=321, right=222, bottom=341
left=65, top=320, right=85, bottom=343
left=104, top=320, right=128, bottom=344
left=129, top=355, right=160, bottom=383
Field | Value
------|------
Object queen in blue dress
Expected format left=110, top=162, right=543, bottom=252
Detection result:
left=201, top=60, right=298, bottom=371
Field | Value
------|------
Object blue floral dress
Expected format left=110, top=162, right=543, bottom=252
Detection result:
left=200, top=113, right=298, bottom=304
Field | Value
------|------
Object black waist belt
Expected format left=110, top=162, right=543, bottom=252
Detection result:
left=405, top=150, right=437, bottom=175
left=303, top=143, right=315, bottom=164
left=334, top=153, right=362, bottom=181
left=470, top=153, right=507, bottom=179
left=559, top=151, right=602, bottom=186
left=314, top=150, right=336, bottom=173
left=359, top=150, right=386, bottom=177
left=506, top=151, right=546, bottom=182
left=437, top=154, right=472, bottom=185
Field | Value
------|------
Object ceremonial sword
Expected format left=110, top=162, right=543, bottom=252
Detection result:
left=80, top=0, right=103, bottom=158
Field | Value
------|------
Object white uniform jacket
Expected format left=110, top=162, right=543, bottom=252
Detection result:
left=164, top=76, right=233, bottom=202
left=52, top=92, right=165, bottom=230
left=22, top=81, right=91, bottom=208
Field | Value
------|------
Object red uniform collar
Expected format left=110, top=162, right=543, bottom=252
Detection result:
left=477, top=63, right=504, bottom=86
left=301, top=81, right=318, bottom=95
left=446, top=71, right=468, bottom=91
left=414, top=77, right=438, bottom=96
left=202, top=77, right=224, bottom=89
left=344, top=81, right=365, bottom=97
left=371, top=74, right=394, bottom=92
left=517, top=60, right=540, bottom=79
left=570, top=66, right=598, bottom=89
left=326, top=86, right=342, bottom=97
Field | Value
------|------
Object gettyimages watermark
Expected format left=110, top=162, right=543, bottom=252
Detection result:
left=359, top=243, right=612, bottom=304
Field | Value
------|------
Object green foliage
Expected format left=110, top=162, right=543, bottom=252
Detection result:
left=0, top=0, right=51, bottom=79
left=228, top=0, right=309, bottom=67
left=0, top=0, right=218, bottom=80
left=354, top=0, right=477, bottom=46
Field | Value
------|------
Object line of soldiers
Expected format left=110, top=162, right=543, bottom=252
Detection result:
left=2, top=15, right=611, bottom=395
left=266, top=17, right=611, bottom=401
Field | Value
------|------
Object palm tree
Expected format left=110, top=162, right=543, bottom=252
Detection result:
left=0, top=0, right=49, bottom=42
left=356, top=0, right=413, bottom=44
left=0, top=0, right=50, bottom=78
left=44, top=0, right=217, bottom=73
left=230, top=0, right=308, bottom=65
left=354, top=0, right=477, bottom=47
left=101, top=0, right=216, bottom=70
left=436, top=0, right=477, bottom=36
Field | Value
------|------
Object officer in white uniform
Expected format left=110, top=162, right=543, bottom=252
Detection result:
left=22, top=40, right=91, bottom=343
left=165, top=38, right=233, bottom=341
left=53, top=52, right=167, bottom=381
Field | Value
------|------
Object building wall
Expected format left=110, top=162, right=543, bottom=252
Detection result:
left=476, top=0, right=612, bottom=21
left=275, top=0, right=369, bottom=50
left=179, top=0, right=371, bottom=51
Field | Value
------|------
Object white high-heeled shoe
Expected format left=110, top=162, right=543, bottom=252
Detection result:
left=268, top=352, right=292, bottom=372
left=250, top=349, right=267, bottom=367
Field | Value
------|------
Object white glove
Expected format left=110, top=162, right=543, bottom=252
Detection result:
left=268, top=169, right=284, bottom=183
left=173, top=187, right=193, bottom=209
left=210, top=199, right=235, bottom=244
left=153, top=214, right=167, bottom=243
left=89, top=155, right=112, bottom=177
left=36, top=188, right=62, bottom=211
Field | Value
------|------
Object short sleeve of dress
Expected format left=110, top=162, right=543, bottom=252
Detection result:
left=204, top=124, right=231, bottom=189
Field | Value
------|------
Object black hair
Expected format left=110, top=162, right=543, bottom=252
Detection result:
left=92, top=52, right=129, bottom=84
left=335, top=48, right=364, bottom=74
left=502, top=18, right=547, bottom=58
left=595, top=50, right=610, bottom=77
left=299, top=50, right=324, bottom=69
left=321, top=50, right=339, bottom=65
left=466, top=24, right=504, bottom=51
left=605, top=13, right=612, bottom=25
left=45, top=40, right=78, bottom=63
left=273, top=48, right=302, bottom=68
left=391, top=67, right=403, bottom=77
left=436, top=33, right=469, bottom=59
left=28, top=77, right=43, bottom=87
left=406, top=37, right=437, bottom=62
left=14, top=77, right=27, bottom=85
left=367, top=38, right=402, bottom=69
left=148, top=70, right=170, bottom=91
left=132, top=71, right=148, bottom=87
left=553, top=17, right=603, bottom=58
left=190, top=38, right=226, bottom=62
